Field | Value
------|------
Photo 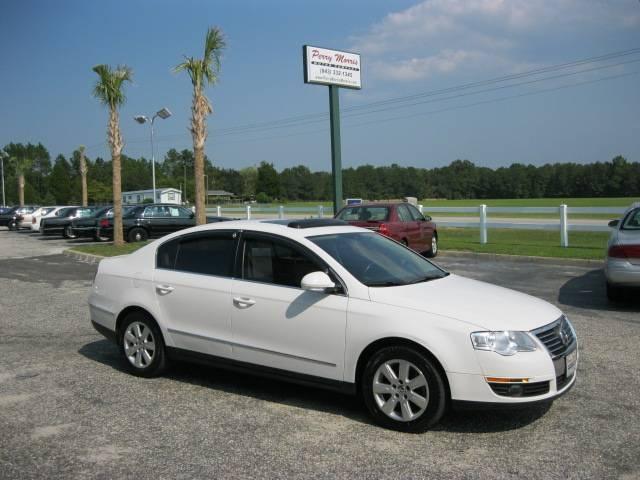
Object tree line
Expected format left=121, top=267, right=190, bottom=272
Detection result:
left=2, top=143, right=637, bottom=204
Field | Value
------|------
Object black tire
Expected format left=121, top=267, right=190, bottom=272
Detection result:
left=63, top=225, right=76, bottom=239
left=402, top=238, right=409, bottom=247
left=127, top=227, right=148, bottom=243
left=8, top=221, right=16, bottom=231
left=93, top=232, right=110, bottom=242
left=425, top=234, right=438, bottom=258
left=361, top=346, right=447, bottom=433
left=118, top=311, right=167, bottom=378
left=606, top=282, right=624, bottom=302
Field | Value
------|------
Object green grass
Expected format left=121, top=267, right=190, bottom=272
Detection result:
left=439, top=227, right=609, bottom=260
left=69, top=242, right=149, bottom=257
left=419, top=197, right=638, bottom=207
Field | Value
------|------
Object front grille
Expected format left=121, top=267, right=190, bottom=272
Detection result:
left=489, top=381, right=550, bottom=397
left=533, top=316, right=576, bottom=359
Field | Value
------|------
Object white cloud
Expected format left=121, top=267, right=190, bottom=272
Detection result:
left=351, top=0, right=639, bottom=81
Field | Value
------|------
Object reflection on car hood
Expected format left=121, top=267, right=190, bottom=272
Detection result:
left=368, top=273, right=561, bottom=331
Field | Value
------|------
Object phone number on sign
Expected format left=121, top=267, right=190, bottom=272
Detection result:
left=319, top=68, right=354, bottom=78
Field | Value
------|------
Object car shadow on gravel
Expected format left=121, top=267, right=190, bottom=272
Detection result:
left=80, top=339, right=552, bottom=433
left=558, top=268, right=640, bottom=313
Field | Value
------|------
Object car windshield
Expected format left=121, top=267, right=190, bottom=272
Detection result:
left=337, top=206, right=389, bottom=222
left=621, top=208, right=640, bottom=230
left=309, top=231, right=448, bottom=287
left=124, top=206, right=144, bottom=218
left=90, top=207, right=111, bottom=218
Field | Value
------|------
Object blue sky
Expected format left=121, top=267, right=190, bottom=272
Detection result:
left=1, top=0, right=639, bottom=171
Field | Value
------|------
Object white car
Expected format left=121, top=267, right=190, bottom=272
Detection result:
left=605, top=202, right=640, bottom=301
left=31, top=206, right=74, bottom=232
left=89, top=219, right=578, bottom=432
left=24, top=206, right=61, bottom=231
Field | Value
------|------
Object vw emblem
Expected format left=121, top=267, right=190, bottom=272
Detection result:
left=559, top=328, right=569, bottom=345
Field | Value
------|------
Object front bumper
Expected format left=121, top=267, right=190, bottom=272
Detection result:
left=448, top=337, right=578, bottom=406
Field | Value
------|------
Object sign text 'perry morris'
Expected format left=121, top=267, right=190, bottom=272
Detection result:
left=303, top=45, right=362, bottom=90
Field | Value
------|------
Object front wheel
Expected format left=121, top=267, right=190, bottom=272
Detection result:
left=127, top=227, right=148, bottom=243
left=63, top=225, right=76, bottom=239
left=606, top=282, right=624, bottom=302
left=425, top=234, right=438, bottom=258
left=119, top=312, right=167, bottom=377
left=362, top=346, right=447, bottom=432
left=8, top=221, right=16, bottom=231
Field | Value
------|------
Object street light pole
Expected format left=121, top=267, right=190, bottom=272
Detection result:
left=134, top=108, right=171, bottom=204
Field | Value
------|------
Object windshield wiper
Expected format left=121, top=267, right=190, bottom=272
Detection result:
left=406, top=274, right=446, bottom=285
left=367, top=281, right=406, bottom=287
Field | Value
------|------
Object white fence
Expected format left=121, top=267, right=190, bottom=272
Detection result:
left=206, top=204, right=625, bottom=247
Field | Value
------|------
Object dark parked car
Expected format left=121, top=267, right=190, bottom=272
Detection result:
left=41, top=206, right=98, bottom=238
left=0, top=206, right=38, bottom=230
left=70, top=205, right=137, bottom=241
left=96, top=204, right=232, bottom=242
left=335, top=202, right=438, bottom=257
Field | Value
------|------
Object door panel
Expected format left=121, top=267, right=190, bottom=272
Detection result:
left=231, top=280, right=347, bottom=380
left=153, top=231, right=238, bottom=357
left=154, top=269, right=233, bottom=357
left=230, top=233, right=348, bottom=380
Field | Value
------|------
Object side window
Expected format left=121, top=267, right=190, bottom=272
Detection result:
left=143, top=206, right=155, bottom=218
left=243, top=236, right=324, bottom=288
left=157, top=238, right=179, bottom=269
left=171, top=232, right=237, bottom=276
left=407, top=204, right=425, bottom=221
left=397, top=205, right=413, bottom=222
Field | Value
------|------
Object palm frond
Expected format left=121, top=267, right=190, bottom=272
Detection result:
left=92, top=63, right=133, bottom=108
left=175, top=26, right=225, bottom=89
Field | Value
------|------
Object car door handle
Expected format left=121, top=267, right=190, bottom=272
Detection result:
left=233, top=297, right=256, bottom=308
left=155, top=285, right=175, bottom=295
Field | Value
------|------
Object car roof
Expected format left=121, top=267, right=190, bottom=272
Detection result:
left=158, top=218, right=366, bottom=242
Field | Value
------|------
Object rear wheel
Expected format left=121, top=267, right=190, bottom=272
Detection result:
left=362, top=346, right=447, bottom=432
left=8, top=221, right=16, bottom=231
left=127, top=227, right=148, bottom=243
left=118, top=311, right=167, bottom=377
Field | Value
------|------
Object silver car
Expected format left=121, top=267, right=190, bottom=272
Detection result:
left=605, top=202, right=640, bottom=301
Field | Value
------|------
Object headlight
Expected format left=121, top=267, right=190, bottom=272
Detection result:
left=470, top=331, right=537, bottom=356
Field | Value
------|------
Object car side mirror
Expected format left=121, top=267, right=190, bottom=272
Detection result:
left=190, top=212, right=195, bottom=219
left=301, top=271, right=335, bottom=293
left=608, top=219, right=619, bottom=228
left=423, top=215, right=432, bottom=222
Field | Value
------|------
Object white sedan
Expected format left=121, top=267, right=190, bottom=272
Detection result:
left=89, top=219, right=578, bottom=432
left=605, top=202, right=640, bottom=301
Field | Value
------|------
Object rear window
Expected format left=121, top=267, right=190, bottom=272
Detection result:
left=622, top=209, right=640, bottom=230
left=337, top=206, right=389, bottom=222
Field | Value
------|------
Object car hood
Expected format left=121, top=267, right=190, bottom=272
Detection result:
left=368, top=273, right=562, bottom=332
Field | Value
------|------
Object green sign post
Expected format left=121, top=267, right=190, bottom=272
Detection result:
left=303, top=45, right=361, bottom=215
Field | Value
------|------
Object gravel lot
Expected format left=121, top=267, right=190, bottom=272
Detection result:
left=1, top=229, right=639, bottom=479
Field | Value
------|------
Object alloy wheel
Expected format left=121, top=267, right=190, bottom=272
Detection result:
left=123, top=321, right=156, bottom=369
left=372, top=359, right=429, bottom=422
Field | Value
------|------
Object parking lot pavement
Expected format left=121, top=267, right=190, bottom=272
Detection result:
left=1, top=232, right=639, bottom=479
left=0, top=229, right=101, bottom=259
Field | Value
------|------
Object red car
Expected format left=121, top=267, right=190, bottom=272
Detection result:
left=335, top=202, right=438, bottom=257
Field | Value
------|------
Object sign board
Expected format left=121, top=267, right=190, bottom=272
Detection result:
left=303, top=45, right=361, bottom=90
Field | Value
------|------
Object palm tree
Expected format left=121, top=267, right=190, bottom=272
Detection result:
left=91, top=64, right=132, bottom=246
left=9, top=155, right=33, bottom=206
left=78, top=145, right=88, bottom=207
left=175, top=27, right=225, bottom=225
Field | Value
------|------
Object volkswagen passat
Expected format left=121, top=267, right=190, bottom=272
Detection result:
left=89, top=219, right=578, bottom=432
